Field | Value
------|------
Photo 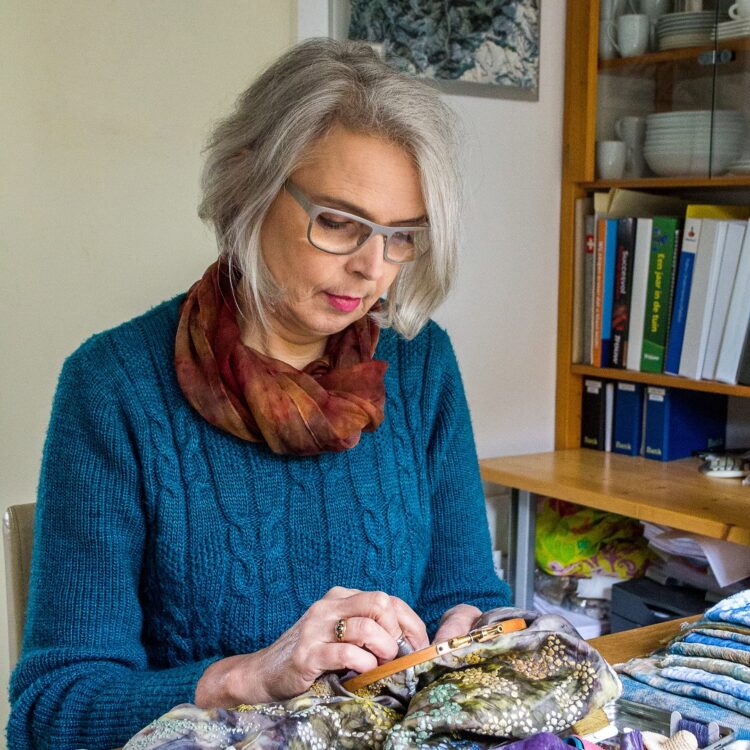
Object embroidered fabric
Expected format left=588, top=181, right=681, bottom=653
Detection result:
left=124, top=608, right=621, bottom=750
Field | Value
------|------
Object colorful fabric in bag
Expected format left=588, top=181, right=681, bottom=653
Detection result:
left=535, top=498, right=651, bottom=580
left=123, top=608, right=621, bottom=750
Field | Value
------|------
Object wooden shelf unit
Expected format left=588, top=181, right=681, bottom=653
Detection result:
left=479, top=0, right=750, bottom=614
left=555, top=0, right=750, bottom=451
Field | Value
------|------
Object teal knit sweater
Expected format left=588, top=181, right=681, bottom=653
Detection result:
left=7, top=295, right=511, bottom=750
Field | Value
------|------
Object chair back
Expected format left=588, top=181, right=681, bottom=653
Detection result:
left=3, top=503, right=36, bottom=669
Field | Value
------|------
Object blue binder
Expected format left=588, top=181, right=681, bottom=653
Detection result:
left=644, top=387, right=727, bottom=461
left=613, top=382, right=644, bottom=456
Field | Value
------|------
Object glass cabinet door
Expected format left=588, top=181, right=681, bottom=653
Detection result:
left=595, top=0, right=746, bottom=181
left=715, top=2, right=750, bottom=176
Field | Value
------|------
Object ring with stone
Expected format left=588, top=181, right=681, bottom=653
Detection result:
left=334, top=617, right=347, bottom=642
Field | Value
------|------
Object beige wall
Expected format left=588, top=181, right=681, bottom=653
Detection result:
left=0, top=0, right=295, bottom=739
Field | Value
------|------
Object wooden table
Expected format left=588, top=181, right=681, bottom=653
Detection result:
left=480, top=448, right=750, bottom=608
left=589, top=615, right=699, bottom=664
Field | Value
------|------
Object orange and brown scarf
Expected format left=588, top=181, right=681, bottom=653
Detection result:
left=174, top=260, right=387, bottom=455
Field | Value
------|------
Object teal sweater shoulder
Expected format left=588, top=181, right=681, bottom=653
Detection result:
left=7, top=295, right=510, bottom=750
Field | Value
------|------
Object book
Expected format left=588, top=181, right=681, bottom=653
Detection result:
left=604, top=381, right=615, bottom=452
left=640, top=216, right=681, bottom=373
left=702, top=221, right=748, bottom=379
left=583, top=212, right=596, bottom=365
left=738, top=330, right=750, bottom=386
left=610, top=217, right=636, bottom=368
left=716, top=220, right=750, bottom=383
left=666, top=205, right=750, bottom=375
left=572, top=197, right=594, bottom=364
left=625, top=218, right=653, bottom=372
left=644, top=386, right=727, bottom=462
left=679, top=220, right=731, bottom=380
left=581, top=378, right=606, bottom=450
left=597, top=218, right=618, bottom=367
left=613, top=382, right=644, bottom=456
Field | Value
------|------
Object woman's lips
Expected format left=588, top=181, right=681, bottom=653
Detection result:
left=324, top=292, right=362, bottom=313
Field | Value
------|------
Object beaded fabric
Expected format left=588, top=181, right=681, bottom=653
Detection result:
left=123, top=608, right=621, bottom=750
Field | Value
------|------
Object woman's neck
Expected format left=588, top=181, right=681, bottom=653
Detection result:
left=238, top=316, right=327, bottom=370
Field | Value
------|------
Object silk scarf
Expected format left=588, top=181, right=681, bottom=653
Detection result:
left=174, top=260, right=387, bottom=455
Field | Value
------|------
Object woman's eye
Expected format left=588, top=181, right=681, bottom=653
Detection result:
left=316, top=212, right=352, bottom=230
left=391, top=231, right=415, bottom=246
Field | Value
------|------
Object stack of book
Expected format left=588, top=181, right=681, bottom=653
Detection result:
left=581, top=378, right=727, bottom=461
left=573, top=190, right=750, bottom=385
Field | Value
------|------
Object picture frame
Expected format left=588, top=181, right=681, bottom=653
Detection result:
left=331, top=0, right=540, bottom=102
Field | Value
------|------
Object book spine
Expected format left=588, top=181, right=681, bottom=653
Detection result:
left=600, top=219, right=618, bottom=368
left=640, top=216, right=679, bottom=373
left=716, top=220, right=750, bottom=383
left=581, top=378, right=606, bottom=450
left=664, top=217, right=702, bottom=375
left=702, top=222, right=747, bottom=380
left=738, top=329, right=750, bottom=386
left=611, top=217, right=636, bottom=368
left=679, top=221, right=725, bottom=380
left=626, top=218, right=653, bottom=371
left=613, top=381, right=643, bottom=456
left=592, top=218, right=606, bottom=368
left=644, top=386, right=668, bottom=461
left=583, top=214, right=596, bottom=366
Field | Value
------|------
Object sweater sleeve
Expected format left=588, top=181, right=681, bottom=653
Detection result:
left=414, top=326, right=512, bottom=637
left=7, top=345, right=217, bottom=750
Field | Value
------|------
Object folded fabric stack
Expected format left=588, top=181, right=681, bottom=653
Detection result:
left=618, top=589, right=750, bottom=729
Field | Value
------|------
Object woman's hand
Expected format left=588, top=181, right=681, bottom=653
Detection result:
left=432, top=603, right=482, bottom=644
left=195, top=587, right=429, bottom=708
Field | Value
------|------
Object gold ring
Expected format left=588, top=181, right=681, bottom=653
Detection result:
left=334, top=617, right=347, bottom=642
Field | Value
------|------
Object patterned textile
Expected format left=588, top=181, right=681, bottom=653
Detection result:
left=616, top=589, right=750, bottom=723
left=175, top=260, right=387, bottom=455
left=124, top=609, right=621, bottom=750
left=619, top=675, right=750, bottom=730
left=705, top=590, right=750, bottom=627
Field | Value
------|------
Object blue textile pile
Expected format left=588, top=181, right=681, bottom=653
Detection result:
left=618, top=589, right=750, bottom=728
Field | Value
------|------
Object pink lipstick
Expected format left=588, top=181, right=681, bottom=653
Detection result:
left=325, top=293, right=361, bottom=313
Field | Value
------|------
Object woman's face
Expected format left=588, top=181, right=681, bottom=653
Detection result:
left=259, top=124, right=426, bottom=347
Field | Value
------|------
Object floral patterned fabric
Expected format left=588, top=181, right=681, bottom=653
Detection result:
left=123, top=608, right=621, bottom=750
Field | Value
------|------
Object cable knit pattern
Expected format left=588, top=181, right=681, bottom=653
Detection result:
left=7, top=295, right=511, bottom=750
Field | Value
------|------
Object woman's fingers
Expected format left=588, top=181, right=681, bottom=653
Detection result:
left=389, top=596, right=430, bottom=650
left=333, top=616, right=399, bottom=662
left=432, top=603, right=481, bottom=644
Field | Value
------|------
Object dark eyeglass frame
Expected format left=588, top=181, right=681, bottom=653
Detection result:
left=284, top=180, right=429, bottom=264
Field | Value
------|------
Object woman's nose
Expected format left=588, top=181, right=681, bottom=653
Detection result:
left=346, top=233, right=388, bottom=280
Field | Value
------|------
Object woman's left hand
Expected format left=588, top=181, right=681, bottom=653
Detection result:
left=432, top=603, right=482, bottom=644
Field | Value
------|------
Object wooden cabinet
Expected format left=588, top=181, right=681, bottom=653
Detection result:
left=480, top=0, right=750, bottom=608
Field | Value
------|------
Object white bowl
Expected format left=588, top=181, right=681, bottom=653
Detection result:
left=644, top=151, right=738, bottom=175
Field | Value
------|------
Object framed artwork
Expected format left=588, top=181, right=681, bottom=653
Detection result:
left=337, top=0, right=540, bottom=101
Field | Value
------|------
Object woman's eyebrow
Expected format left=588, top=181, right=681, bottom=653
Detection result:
left=314, top=192, right=427, bottom=226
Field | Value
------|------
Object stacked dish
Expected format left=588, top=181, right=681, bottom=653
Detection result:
left=656, top=11, right=715, bottom=50
left=644, top=110, right=745, bottom=176
left=716, top=17, right=750, bottom=41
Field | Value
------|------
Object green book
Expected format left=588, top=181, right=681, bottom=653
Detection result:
left=640, top=216, right=681, bottom=373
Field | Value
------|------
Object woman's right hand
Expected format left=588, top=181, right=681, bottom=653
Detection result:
left=194, top=587, right=429, bottom=708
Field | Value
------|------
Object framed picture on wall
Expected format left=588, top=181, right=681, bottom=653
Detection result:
left=331, top=0, right=540, bottom=101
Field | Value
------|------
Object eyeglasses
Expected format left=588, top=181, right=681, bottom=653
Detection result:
left=284, top=180, right=429, bottom=264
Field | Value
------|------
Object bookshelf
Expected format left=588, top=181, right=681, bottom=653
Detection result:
left=480, top=0, right=750, bottom=609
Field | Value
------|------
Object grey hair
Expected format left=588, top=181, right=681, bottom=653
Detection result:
left=198, top=38, right=462, bottom=340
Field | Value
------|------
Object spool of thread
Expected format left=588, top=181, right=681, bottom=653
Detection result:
left=676, top=719, right=719, bottom=748
left=621, top=730, right=644, bottom=750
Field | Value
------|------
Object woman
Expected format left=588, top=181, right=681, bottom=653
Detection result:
left=8, top=39, right=511, bottom=750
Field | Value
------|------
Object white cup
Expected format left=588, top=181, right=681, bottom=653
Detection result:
left=638, top=0, right=671, bottom=49
left=729, top=0, right=750, bottom=18
left=615, top=116, right=647, bottom=177
left=609, top=14, right=650, bottom=57
left=597, top=141, right=627, bottom=179
left=601, top=0, right=628, bottom=18
left=599, top=20, right=618, bottom=60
